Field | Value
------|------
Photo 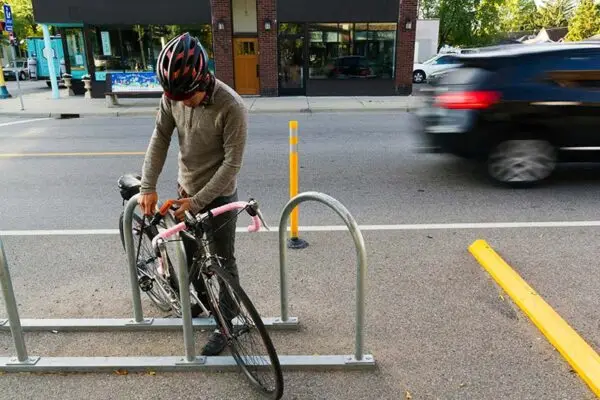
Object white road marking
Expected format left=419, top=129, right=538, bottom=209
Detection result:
left=0, top=118, right=52, bottom=128
left=3, top=220, right=600, bottom=236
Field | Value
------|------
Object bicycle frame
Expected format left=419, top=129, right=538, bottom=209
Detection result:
left=150, top=198, right=267, bottom=318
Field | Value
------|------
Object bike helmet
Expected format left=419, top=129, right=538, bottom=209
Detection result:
left=156, top=33, right=212, bottom=101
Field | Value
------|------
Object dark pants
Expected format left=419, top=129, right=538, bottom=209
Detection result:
left=178, top=185, right=239, bottom=321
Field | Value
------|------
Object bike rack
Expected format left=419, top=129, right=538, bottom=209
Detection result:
left=0, top=191, right=374, bottom=372
left=277, top=191, right=374, bottom=367
left=0, top=194, right=298, bottom=333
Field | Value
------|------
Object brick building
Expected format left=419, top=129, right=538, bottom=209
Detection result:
left=31, top=0, right=418, bottom=97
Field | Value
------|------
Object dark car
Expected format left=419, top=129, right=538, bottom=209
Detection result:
left=327, top=56, right=374, bottom=79
left=416, top=42, right=600, bottom=186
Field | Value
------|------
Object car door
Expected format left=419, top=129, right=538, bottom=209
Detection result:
left=533, top=50, right=600, bottom=148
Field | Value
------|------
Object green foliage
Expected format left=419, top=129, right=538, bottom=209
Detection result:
left=473, top=0, right=505, bottom=45
left=564, top=0, right=600, bottom=41
left=417, top=0, right=588, bottom=48
left=499, top=0, right=540, bottom=33
left=1, top=0, right=39, bottom=40
left=537, top=0, right=575, bottom=28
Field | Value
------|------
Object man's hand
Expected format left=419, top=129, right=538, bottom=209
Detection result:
left=173, top=198, right=193, bottom=221
left=139, top=192, right=158, bottom=216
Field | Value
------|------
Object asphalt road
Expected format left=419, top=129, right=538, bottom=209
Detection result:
left=3, top=113, right=600, bottom=230
left=0, top=112, right=599, bottom=399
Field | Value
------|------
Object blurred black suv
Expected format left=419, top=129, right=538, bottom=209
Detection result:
left=416, top=42, right=600, bottom=186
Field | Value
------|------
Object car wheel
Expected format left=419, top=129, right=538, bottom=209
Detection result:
left=19, top=72, right=26, bottom=81
left=487, top=139, right=557, bottom=187
left=413, top=70, right=426, bottom=84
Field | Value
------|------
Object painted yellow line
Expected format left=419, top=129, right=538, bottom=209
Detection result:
left=0, top=152, right=145, bottom=158
left=469, top=239, right=600, bottom=397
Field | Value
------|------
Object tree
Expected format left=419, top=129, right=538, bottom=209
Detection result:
left=473, top=0, right=505, bottom=45
left=132, top=25, right=147, bottom=70
left=419, top=0, right=505, bottom=48
left=565, top=0, right=600, bottom=41
left=499, top=0, right=540, bottom=33
left=1, top=0, right=39, bottom=52
left=419, top=0, right=440, bottom=18
left=537, top=0, right=576, bottom=28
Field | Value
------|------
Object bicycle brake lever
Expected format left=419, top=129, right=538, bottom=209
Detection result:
left=256, top=209, right=270, bottom=231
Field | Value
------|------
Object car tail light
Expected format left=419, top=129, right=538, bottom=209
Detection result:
left=434, top=90, right=500, bottom=110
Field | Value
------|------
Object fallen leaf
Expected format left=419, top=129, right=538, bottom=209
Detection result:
left=114, top=369, right=128, bottom=376
left=405, top=391, right=412, bottom=399
left=499, top=294, right=505, bottom=301
left=147, top=371, right=156, bottom=376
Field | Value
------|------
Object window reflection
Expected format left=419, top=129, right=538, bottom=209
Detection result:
left=307, top=22, right=396, bottom=80
left=89, top=24, right=213, bottom=81
left=65, top=28, right=88, bottom=79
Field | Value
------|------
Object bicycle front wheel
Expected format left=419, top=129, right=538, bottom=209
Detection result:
left=205, top=264, right=283, bottom=399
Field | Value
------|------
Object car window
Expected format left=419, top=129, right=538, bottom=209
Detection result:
left=423, top=55, right=439, bottom=65
left=434, top=56, right=454, bottom=65
left=537, top=51, right=600, bottom=88
left=439, top=67, right=494, bottom=85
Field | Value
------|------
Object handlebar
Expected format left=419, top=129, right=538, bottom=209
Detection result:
left=150, top=199, right=268, bottom=251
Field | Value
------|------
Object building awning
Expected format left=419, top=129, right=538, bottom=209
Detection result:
left=32, top=0, right=212, bottom=25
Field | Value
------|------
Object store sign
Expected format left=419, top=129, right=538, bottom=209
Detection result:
left=101, top=31, right=112, bottom=56
left=110, top=72, right=162, bottom=93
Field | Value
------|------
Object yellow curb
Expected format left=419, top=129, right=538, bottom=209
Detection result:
left=469, top=239, right=600, bottom=397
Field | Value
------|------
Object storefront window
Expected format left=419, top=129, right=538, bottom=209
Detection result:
left=89, top=24, right=213, bottom=81
left=65, top=28, right=88, bottom=79
left=308, top=22, right=396, bottom=80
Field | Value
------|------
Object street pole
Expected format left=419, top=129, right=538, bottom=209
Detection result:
left=41, top=24, right=59, bottom=99
left=287, top=120, right=309, bottom=249
left=10, top=43, right=24, bottom=110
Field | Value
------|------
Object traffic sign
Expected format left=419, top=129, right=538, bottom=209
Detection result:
left=3, top=4, right=13, bottom=33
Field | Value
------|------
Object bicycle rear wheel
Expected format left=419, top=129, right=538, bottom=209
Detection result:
left=119, top=210, right=172, bottom=312
left=205, top=264, right=283, bottom=399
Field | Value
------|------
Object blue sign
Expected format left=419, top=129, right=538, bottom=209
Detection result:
left=110, top=72, right=162, bottom=93
left=3, top=4, right=13, bottom=33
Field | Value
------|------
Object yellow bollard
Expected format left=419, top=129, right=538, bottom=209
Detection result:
left=287, top=120, right=309, bottom=249
left=0, top=63, right=12, bottom=99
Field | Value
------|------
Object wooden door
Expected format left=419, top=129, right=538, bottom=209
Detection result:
left=234, top=38, right=259, bottom=95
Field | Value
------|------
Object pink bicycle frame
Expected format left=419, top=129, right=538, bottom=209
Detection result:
left=151, top=201, right=261, bottom=250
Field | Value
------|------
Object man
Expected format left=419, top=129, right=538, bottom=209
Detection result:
left=138, top=33, right=248, bottom=356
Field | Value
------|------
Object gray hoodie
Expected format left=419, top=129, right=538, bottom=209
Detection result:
left=140, top=79, right=248, bottom=214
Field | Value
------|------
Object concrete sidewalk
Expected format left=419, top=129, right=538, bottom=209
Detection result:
left=0, top=84, right=425, bottom=118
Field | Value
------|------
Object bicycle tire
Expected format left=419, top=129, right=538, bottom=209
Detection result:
left=205, top=264, right=284, bottom=399
left=119, top=210, right=173, bottom=312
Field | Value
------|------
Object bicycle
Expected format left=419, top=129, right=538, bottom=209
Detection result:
left=118, top=174, right=193, bottom=317
left=118, top=174, right=284, bottom=399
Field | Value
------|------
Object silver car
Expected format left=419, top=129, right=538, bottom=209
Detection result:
left=2, top=60, right=29, bottom=81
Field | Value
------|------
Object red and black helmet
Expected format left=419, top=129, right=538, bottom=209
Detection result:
left=156, top=33, right=212, bottom=101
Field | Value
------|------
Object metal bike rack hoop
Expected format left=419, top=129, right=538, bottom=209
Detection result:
left=278, top=191, right=371, bottom=363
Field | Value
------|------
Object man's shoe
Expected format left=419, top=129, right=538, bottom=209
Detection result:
left=201, top=330, right=227, bottom=356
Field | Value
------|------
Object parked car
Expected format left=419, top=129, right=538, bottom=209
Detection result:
left=2, top=60, right=29, bottom=81
left=415, top=42, right=600, bottom=187
left=327, top=56, right=375, bottom=79
left=413, top=54, right=461, bottom=84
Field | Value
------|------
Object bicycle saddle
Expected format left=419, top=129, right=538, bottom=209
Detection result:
left=118, top=173, right=142, bottom=201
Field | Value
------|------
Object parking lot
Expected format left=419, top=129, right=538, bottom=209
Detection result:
left=0, top=113, right=599, bottom=399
